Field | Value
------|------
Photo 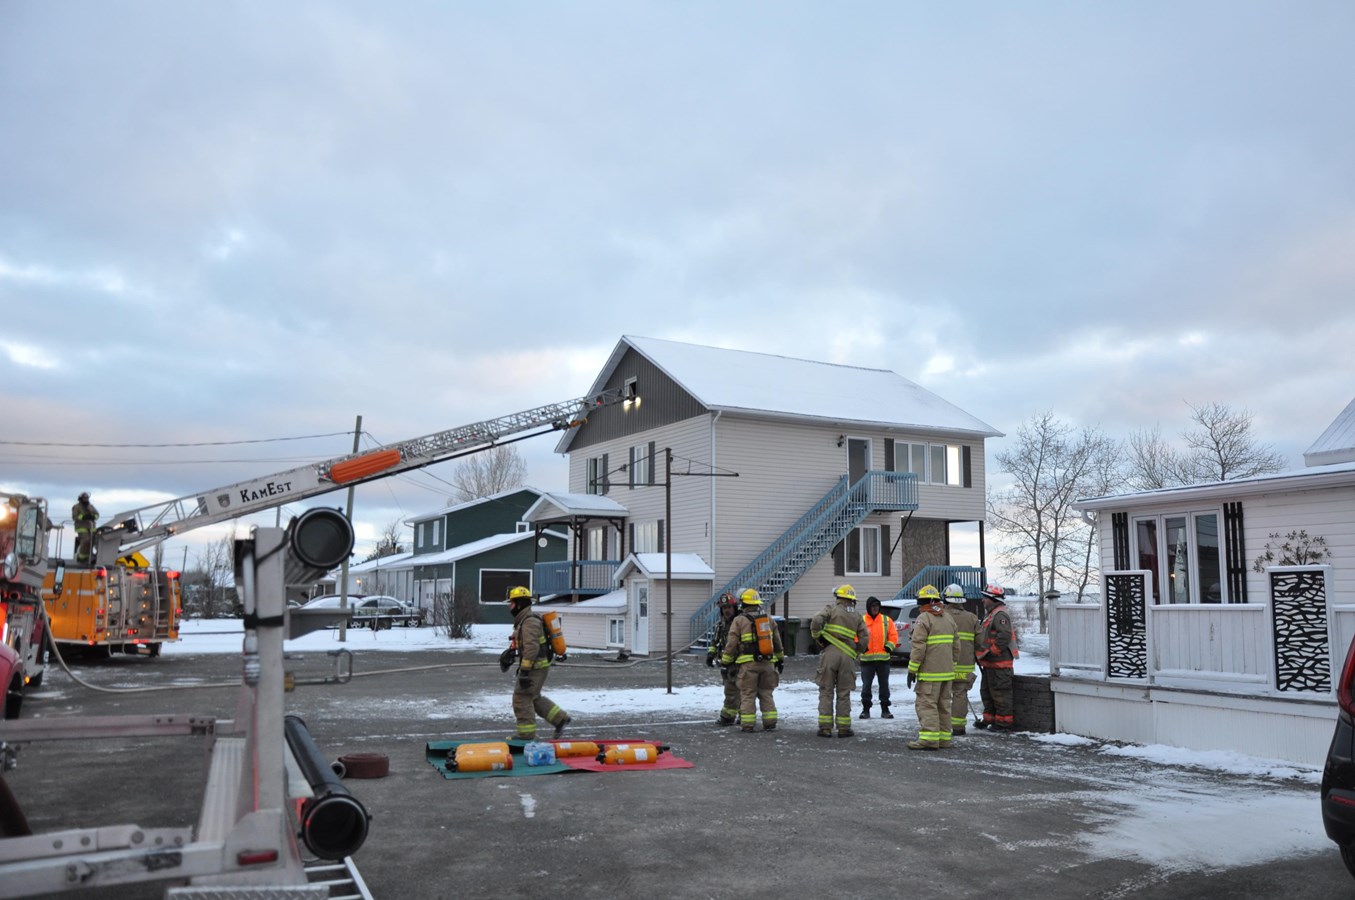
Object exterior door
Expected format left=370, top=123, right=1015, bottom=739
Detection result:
left=631, top=581, right=650, bottom=655
left=848, top=438, right=870, bottom=485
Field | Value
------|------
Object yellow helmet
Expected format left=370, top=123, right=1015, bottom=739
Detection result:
left=507, top=586, right=532, bottom=602
left=833, top=584, right=857, bottom=603
left=917, top=584, right=941, bottom=603
left=739, top=588, right=762, bottom=607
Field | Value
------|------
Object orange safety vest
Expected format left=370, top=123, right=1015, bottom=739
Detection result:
left=860, top=612, right=898, bottom=662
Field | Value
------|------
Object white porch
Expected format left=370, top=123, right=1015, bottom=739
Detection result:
left=1050, top=564, right=1347, bottom=766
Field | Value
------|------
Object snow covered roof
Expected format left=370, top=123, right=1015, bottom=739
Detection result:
left=409, top=530, right=564, bottom=566
left=403, top=485, right=545, bottom=524
left=522, top=491, right=629, bottom=523
left=551, top=587, right=627, bottom=614
left=1074, top=459, right=1355, bottom=511
left=346, top=551, right=414, bottom=573
left=613, top=552, right=715, bottom=583
left=582, top=335, right=1002, bottom=438
left=1304, top=398, right=1355, bottom=467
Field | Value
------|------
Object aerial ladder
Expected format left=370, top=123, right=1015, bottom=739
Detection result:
left=0, top=385, right=632, bottom=898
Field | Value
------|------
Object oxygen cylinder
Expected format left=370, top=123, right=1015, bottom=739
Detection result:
left=540, top=610, right=568, bottom=660
left=450, top=742, right=512, bottom=772
left=553, top=741, right=601, bottom=758
left=754, top=615, right=776, bottom=657
left=596, top=743, right=663, bottom=765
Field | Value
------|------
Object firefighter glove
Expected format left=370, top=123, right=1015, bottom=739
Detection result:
left=774, top=659, right=784, bottom=674
left=906, top=671, right=917, bottom=688
left=705, top=654, right=715, bottom=668
left=498, top=647, right=516, bottom=672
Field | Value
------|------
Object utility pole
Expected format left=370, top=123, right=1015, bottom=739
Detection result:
left=337, top=415, right=361, bottom=642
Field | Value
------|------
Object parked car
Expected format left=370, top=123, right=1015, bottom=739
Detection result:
left=1321, top=634, right=1355, bottom=879
left=349, top=595, right=424, bottom=629
left=879, top=599, right=921, bottom=667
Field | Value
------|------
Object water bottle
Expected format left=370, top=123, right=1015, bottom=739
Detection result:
left=523, top=741, right=557, bottom=766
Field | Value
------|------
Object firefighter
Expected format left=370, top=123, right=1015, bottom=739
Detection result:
left=975, top=583, right=1018, bottom=732
left=718, top=588, right=784, bottom=732
left=906, top=584, right=957, bottom=751
left=71, top=492, right=99, bottom=564
left=858, top=596, right=898, bottom=719
left=809, top=584, right=869, bottom=738
left=706, top=592, right=742, bottom=726
left=506, top=586, right=571, bottom=740
left=943, top=583, right=980, bottom=736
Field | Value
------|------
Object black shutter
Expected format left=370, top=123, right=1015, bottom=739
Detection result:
left=833, top=542, right=844, bottom=576
left=628, top=447, right=635, bottom=489
left=881, top=524, right=891, bottom=576
left=648, top=441, right=657, bottom=485
left=1225, top=502, right=1248, bottom=603
left=601, top=453, right=609, bottom=495
left=962, top=446, right=972, bottom=488
left=1111, top=512, right=1129, bottom=570
left=658, top=519, right=665, bottom=552
left=885, top=440, right=895, bottom=472
left=628, top=523, right=635, bottom=553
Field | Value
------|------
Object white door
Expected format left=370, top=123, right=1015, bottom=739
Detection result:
left=631, top=581, right=650, bottom=655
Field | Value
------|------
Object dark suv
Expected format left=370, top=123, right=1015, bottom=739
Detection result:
left=1321, top=637, right=1355, bottom=879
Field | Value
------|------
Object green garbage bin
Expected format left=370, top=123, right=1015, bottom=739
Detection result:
left=782, top=617, right=801, bottom=656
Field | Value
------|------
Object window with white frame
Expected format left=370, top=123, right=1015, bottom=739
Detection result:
left=629, top=443, right=653, bottom=487
left=587, top=454, right=610, bottom=495
left=897, top=441, right=927, bottom=479
left=608, top=618, right=626, bottom=646
left=430, top=519, right=440, bottom=548
left=894, top=440, right=964, bottom=486
left=845, top=525, right=881, bottom=575
left=1132, top=510, right=1226, bottom=604
left=633, top=521, right=661, bottom=554
left=587, top=526, right=606, bottom=561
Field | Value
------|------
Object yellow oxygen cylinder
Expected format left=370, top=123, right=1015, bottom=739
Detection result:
left=553, top=741, right=601, bottom=758
left=754, top=615, right=776, bottom=657
left=540, top=610, right=568, bottom=660
left=596, top=743, right=664, bottom=765
left=449, top=741, right=513, bottom=772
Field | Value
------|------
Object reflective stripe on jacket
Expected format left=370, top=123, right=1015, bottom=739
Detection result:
left=976, top=606, right=1017, bottom=669
left=860, top=612, right=899, bottom=662
left=719, top=612, right=784, bottom=665
left=809, top=603, right=868, bottom=662
left=908, top=608, right=957, bottom=682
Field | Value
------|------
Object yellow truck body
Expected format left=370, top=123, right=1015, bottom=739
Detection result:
left=41, top=563, right=181, bottom=655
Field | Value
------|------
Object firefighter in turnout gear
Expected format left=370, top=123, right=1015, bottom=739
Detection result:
left=707, top=592, right=742, bottom=726
left=943, top=583, right=980, bottom=736
left=506, top=586, right=571, bottom=740
left=71, top=491, right=99, bottom=564
left=906, top=585, right=957, bottom=750
left=859, top=596, right=899, bottom=719
left=718, top=589, right=784, bottom=732
left=975, top=584, right=1018, bottom=731
left=810, top=584, right=870, bottom=737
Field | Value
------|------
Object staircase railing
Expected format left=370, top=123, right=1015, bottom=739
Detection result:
left=893, top=565, right=988, bottom=602
left=687, top=471, right=917, bottom=646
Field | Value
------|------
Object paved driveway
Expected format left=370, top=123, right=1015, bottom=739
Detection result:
left=4, top=646, right=1347, bottom=899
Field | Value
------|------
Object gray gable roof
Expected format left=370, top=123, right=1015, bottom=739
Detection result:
left=572, top=335, right=1000, bottom=442
left=1305, top=397, right=1355, bottom=467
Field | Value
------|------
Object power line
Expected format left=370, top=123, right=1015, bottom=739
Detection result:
left=0, top=431, right=357, bottom=448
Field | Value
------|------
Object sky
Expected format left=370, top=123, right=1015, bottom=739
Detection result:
left=150, top=618, right=1330, bottom=874
left=3, top=2, right=1354, bottom=570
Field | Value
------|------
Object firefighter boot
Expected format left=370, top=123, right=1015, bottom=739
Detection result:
left=553, top=716, right=571, bottom=739
left=907, top=740, right=939, bottom=751
left=716, top=716, right=736, bottom=727
left=817, top=726, right=833, bottom=738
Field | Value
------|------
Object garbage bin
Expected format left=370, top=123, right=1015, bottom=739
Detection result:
left=778, top=617, right=801, bottom=656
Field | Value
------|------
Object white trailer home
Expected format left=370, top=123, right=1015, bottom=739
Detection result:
left=1055, top=400, right=1355, bottom=765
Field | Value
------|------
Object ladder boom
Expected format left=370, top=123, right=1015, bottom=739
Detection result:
left=96, top=388, right=626, bottom=557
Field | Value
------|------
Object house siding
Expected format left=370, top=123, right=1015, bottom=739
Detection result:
left=568, top=348, right=707, bottom=450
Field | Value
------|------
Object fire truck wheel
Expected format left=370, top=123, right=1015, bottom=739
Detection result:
left=4, top=678, right=21, bottom=720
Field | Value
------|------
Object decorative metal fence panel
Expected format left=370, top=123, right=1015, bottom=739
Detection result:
left=1105, top=570, right=1149, bottom=679
left=1269, top=566, right=1330, bottom=693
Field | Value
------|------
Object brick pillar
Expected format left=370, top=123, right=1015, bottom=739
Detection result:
left=1012, top=675, right=1055, bottom=733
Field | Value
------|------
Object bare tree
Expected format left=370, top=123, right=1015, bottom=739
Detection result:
left=182, top=534, right=237, bottom=618
left=450, top=445, right=527, bottom=503
left=1127, top=402, right=1286, bottom=488
left=1180, top=401, right=1286, bottom=482
left=363, top=518, right=407, bottom=563
left=988, top=413, right=1120, bottom=632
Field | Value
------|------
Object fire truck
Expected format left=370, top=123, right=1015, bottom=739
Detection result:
left=0, top=385, right=631, bottom=897
left=0, top=493, right=50, bottom=719
left=40, top=552, right=182, bottom=659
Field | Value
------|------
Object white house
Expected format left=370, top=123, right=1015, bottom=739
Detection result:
left=538, top=335, right=1001, bottom=655
left=1056, top=399, right=1355, bottom=765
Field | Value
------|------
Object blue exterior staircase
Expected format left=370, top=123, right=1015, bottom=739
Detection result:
left=687, top=471, right=918, bottom=647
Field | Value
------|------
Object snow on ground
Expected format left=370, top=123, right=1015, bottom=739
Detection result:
left=166, top=619, right=1331, bottom=872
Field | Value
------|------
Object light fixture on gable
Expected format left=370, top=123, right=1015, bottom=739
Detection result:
left=623, top=376, right=641, bottom=411
left=837, top=435, right=845, bottom=448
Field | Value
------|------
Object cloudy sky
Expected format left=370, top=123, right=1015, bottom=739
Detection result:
left=3, top=2, right=1353, bottom=567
